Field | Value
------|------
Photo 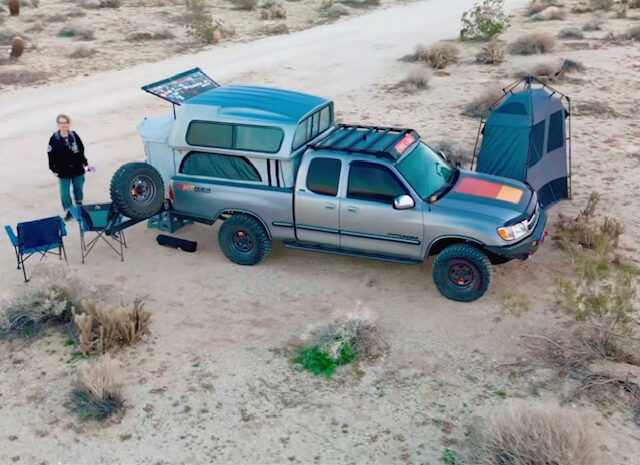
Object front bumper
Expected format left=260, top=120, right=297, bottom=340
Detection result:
left=485, top=208, right=548, bottom=261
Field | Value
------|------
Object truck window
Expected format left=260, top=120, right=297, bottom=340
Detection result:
left=186, top=121, right=283, bottom=154
left=293, top=104, right=334, bottom=150
left=347, top=163, right=407, bottom=204
left=180, top=152, right=261, bottom=182
left=306, top=158, right=341, bottom=196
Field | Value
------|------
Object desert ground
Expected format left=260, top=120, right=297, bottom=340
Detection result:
left=1, top=0, right=640, bottom=464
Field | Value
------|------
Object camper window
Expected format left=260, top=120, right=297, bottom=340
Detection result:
left=180, top=152, right=262, bottom=182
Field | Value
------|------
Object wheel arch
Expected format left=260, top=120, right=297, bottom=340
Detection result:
left=215, top=208, right=272, bottom=239
left=425, top=235, right=510, bottom=265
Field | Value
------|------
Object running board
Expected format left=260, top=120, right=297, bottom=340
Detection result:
left=282, top=241, right=421, bottom=265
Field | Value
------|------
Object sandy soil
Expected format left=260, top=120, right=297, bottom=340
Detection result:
left=1, top=0, right=640, bottom=464
left=0, top=0, right=400, bottom=90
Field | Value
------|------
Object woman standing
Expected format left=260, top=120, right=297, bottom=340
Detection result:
left=47, top=114, right=90, bottom=220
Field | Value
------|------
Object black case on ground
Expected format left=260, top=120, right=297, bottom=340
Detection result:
left=156, top=234, right=197, bottom=252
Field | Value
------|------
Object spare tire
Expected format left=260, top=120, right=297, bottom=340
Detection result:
left=110, top=162, right=165, bottom=220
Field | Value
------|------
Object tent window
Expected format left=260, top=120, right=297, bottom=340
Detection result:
left=180, top=152, right=262, bottom=182
left=547, top=110, right=564, bottom=152
left=496, top=102, right=527, bottom=115
left=529, top=120, right=546, bottom=166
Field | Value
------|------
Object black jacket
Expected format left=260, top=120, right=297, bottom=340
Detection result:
left=47, top=131, right=87, bottom=178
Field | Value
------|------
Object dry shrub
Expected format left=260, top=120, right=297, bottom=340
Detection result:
left=411, top=42, right=459, bottom=69
left=98, top=0, right=121, bottom=7
left=264, top=23, right=288, bottom=34
left=625, top=0, right=640, bottom=7
left=582, top=17, right=604, bottom=30
left=396, top=68, right=431, bottom=93
left=531, top=5, right=566, bottom=20
left=325, top=3, right=350, bottom=17
left=462, top=88, right=503, bottom=118
left=68, top=44, right=95, bottom=58
left=71, top=359, right=124, bottom=421
left=516, top=58, right=584, bottom=83
left=0, top=264, right=91, bottom=338
left=9, top=0, right=19, bottom=16
left=230, top=0, right=258, bottom=10
left=620, top=25, right=640, bottom=40
left=589, top=0, right=613, bottom=10
left=260, top=4, right=286, bottom=19
left=0, top=27, right=23, bottom=45
left=152, top=27, right=175, bottom=40
left=9, top=36, right=24, bottom=60
left=306, top=316, right=389, bottom=361
left=432, top=140, right=474, bottom=167
left=556, top=192, right=624, bottom=253
left=475, top=39, right=505, bottom=64
left=74, top=299, right=151, bottom=355
left=509, top=32, right=555, bottom=54
left=572, top=99, right=617, bottom=117
left=0, top=69, right=47, bottom=85
left=184, top=0, right=219, bottom=44
left=469, top=401, right=602, bottom=465
left=558, top=27, right=584, bottom=39
left=526, top=0, right=565, bottom=16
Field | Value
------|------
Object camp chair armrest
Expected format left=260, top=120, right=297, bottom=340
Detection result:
left=4, top=225, right=19, bottom=247
left=60, top=217, right=68, bottom=236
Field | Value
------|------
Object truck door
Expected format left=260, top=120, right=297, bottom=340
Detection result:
left=339, top=161, right=423, bottom=259
left=294, top=156, right=342, bottom=247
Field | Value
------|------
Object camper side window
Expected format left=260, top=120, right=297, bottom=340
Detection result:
left=547, top=111, right=564, bottom=152
left=180, top=152, right=262, bottom=182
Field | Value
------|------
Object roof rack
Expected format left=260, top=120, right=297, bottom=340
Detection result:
left=311, top=124, right=420, bottom=160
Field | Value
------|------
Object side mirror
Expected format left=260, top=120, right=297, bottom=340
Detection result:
left=437, top=150, right=448, bottom=161
left=393, top=195, right=415, bottom=210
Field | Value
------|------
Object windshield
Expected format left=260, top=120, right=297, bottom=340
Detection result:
left=396, top=142, right=455, bottom=199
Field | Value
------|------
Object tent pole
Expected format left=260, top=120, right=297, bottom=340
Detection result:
left=471, top=118, right=484, bottom=171
left=566, top=96, right=573, bottom=200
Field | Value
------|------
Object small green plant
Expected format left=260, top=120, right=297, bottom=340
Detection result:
left=184, top=0, right=220, bottom=44
left=293, top=344, right=356, bottom=378
left=441, top=447, right=458, bottom=464
left=460, top=0, right=510, bottom=40
left=494, top=390, right=507, bottom=398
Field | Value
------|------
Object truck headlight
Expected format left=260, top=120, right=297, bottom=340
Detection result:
left=497, top=221, right=528, bottom=241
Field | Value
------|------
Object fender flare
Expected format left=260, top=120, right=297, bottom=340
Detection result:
left=423, top=235, right=486, bottom=260
left=213, top=208, right=272, bottom=239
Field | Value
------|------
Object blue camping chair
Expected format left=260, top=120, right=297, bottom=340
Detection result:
left=71, top=203, right=127, bottom=263
left=4, top=216, right=68, bottom=282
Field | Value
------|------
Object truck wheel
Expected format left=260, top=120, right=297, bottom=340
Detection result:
left=218, top=214, right=271, bottom=266
left=110, top=162, right=165, bottom=220
left=432, top=244, right=491, bottom=302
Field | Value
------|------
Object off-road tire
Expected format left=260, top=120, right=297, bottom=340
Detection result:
left=432, top=244, right=492, bottom=302
left=110, top=162, right=164, bottom=220
left=218, top=214, right=271, bottom=265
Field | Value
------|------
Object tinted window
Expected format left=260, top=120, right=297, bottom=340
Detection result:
left=319, top=106, right=331, bottom=132
left=306, top=158, right=341, bottom=196
left=180, top=152, right=261, bottom=181
left=293, top=118, right=312, bottom=149
left=235, top=125, right=282, bottom=153
left=347, top=164, right=407, bottom=204
left=186, top=122, right=233, bottom=149
left=293, top=105, right=334, bottom=150
left=529, top=120, right=546, bottom=167
left=186, top=122, right=283, bottom=153
left=547, top=110, right=564, bottom=152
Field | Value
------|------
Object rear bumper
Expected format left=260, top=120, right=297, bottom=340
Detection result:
left=485, top=208, right=548, bottom=261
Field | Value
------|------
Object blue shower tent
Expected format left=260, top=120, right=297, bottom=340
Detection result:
left=471, top=77, right=572, bottom=208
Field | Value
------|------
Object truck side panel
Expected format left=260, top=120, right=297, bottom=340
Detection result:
left=171, top=175, right=296, bottom=241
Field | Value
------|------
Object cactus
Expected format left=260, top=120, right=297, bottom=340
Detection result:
left=9, top=0, right=20, bottom=16
left=10, top=36, right=25, bottom=61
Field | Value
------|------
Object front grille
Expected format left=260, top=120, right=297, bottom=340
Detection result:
left=525, top=203, right=539, bottom=231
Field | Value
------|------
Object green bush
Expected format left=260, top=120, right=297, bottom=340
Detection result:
left=293, top=344, right=356, bottom=378
left=460, top=0, right=510, bottom=40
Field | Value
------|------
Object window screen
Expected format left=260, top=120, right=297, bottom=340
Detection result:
left=186, top=122, right=233, bottom=149
left=547, top=110, right=564, bottom=152
left=293, top=105, right=333, bottom=150
left=180, top=152, right=261, bottom=181
left=529, top=120, right=546, bottom=167
left=186, top=122, right=283, bottom=153
left=306, top=158, right=341, bottom=196
left=319, top=106, right=331, bottom=132
left=347, top=163, right=407, bottom=204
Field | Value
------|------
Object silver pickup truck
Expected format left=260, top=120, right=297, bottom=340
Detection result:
left=110, top=84, right=547, bottom=302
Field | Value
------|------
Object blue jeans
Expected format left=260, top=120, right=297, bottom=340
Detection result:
left=59, top=174, right=85, bottom=211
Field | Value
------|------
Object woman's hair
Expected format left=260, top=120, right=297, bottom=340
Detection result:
left=56, top=114, right=71, bottom=124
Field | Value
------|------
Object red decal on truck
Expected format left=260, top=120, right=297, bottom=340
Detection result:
left=394, top=134, right=416, bottom=154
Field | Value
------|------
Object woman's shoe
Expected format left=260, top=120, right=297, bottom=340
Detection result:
left=63, top=210, right=73, bottom=222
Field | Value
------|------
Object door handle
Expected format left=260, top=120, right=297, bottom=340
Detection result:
left=324, top=203, right=336, bottom=210
left=347, top=206, right=358, bottom=212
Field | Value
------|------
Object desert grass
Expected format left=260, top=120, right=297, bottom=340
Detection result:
left=0, top=264, right=92, bottom=339
left=475, top=39, right=506, bottom=64
left=558, top=27, right=584, bottom=39
left=230, top=0, right=257, bottom=10
left=461, top=88, right=503, bottom=118
left=510, top=32, right=556, bottom=54
left=515, top=58, right=585, bottom=83
left=70, top=359, right=124, bottom=421
left=325, top=3, right=350, bottom=18
left=395, top=68, right=431, bottom=93
left=74, top=299, right=151, bottom=355
left=432, top=140, right=474, bottom=167
left=468, top=401, right=602, bottom=465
